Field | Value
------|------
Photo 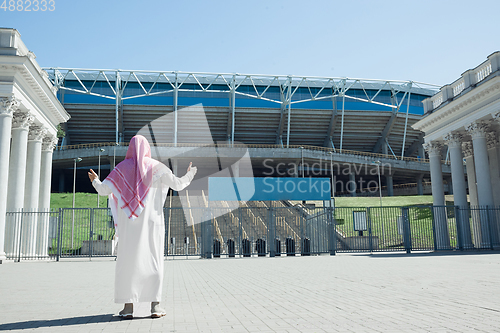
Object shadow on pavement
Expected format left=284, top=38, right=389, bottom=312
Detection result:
left=0, top=314, right=142, bottom=330
left=362, top=250, right=500, bottom=258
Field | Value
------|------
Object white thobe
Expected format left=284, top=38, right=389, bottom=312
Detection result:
left=92, top=167, right=195, bottom=303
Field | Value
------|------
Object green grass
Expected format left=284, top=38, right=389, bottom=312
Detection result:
left=51, top=192, right=108, bottom=210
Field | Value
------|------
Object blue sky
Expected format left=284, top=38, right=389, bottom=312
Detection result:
left=1, top=0, right=499, bottom=86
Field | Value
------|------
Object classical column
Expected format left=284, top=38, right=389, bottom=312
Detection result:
left=444, top=134, right=468, bottom=207
left=424, top=142, right=445, bottom=206
left=486, top=132, right=500, bottom=245
left=0, top=97, right=20, bottom=262
left=487, top=132, right=500, bottom=207
left=22, top=125, right=46, bottom=257
left=463, top=141, right=481, bottom=247
left=5, top=110, right=33, bottom=257
left=466, top=121, right=495, bottom=247
left=36, top=135, right=58, bottom=258
left=444, top=133, right=472, bottom=248
left=466, top=122, right=495, bottom=207
left=424, top=141, right=450, bottom=249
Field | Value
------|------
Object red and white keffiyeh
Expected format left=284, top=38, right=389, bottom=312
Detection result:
left=104, top=135, right=167, bottom=220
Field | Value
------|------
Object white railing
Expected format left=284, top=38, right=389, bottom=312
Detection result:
left=476, top=62, right=492, bottom=83
left=426, top=52, right=500, bottom=112
left=452, top=78, right=465, bottom=97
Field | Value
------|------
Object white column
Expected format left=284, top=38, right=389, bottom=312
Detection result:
left=466, top=122, right=495, bottom=207
left=444, top=133, right=473, bottom=248
left=486, top=132, right=500, bottom=244
left=0, top=97, right=19, bottom=262
left=487, top=132, right=500, bottom=207
left=444, top=134, right=468, bottom=207
left=22, top=125, right=46, bottom=257
left=466, top=121, right=495, bottom=247
left=424, top=142, right=445, bottom=206
left=36, top=135, right=58, bottom=258
left=424, top=141, right=450, bottom=249
left=5, top=110, right=33, bottom=257
left=463, top=142, right=481, bottom=247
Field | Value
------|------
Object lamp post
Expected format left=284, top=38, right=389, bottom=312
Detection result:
left=113, top=142, right=119, bottom=170
left=300, top=146, right=304, bottom=178
left=372, top=160, right=385, bottom=245
left=329, top=151, right=334, bottom=199
left=72, top=157, right=82, bottom=248
left=97, top=148, right=105, bottom=208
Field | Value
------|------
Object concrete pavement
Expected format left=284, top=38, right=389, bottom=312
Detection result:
left=1, top=252, right=500, bottom=332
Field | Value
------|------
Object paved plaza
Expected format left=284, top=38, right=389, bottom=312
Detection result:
left=1, top=252, right=500, bottom=332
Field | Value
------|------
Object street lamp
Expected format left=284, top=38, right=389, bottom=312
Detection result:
left=372, top=160, right=385, bottom=245
left=71, top=157, right=82, bottom=248
left=97, top=148, right=105, bottom=208
left=371, top=160, right=382, bottom=207
left=113, top=142, right=119, bottom=170
left=300, top=146, right=304, bottom=178
left=329, top=151, right=334, bottom=199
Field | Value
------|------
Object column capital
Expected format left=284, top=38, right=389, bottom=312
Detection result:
left=27, top=125, right=46, bottom=142
left=0, top=96, right=20, bottom=117
left=41, top=135, right=58, bottom=152
left=11, top=110, right=34, bottom=130
left=423, top=141, right=443, bottom=157
left=444, top=133, right=463, bottom=148
left=487, top=132, right=498, bottom=149
left=493, top=111, right=500, bottom=122
left=462, top=141, right=474, bottom=158
left=466, top=121, right=490, bottom=139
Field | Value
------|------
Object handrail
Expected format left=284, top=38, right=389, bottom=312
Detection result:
left=55, top=142, right=446, bottom=164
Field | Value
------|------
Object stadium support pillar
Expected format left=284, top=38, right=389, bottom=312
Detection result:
left=348, top=173, right=356, bottom=197
left=59, top=172, right=65, bottom=193
left=5, top=110, right=32, bottom=257
left=385, top=175, right=393, bottom=196
left=416, top=174, right=424, bottom=196
left=382, top=142, right=388, bottom=155
left=0, top=97, right=18, bottom=263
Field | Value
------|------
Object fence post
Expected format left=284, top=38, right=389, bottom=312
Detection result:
left=89, top=208, right=93, bottom=261
left=430, top=207, right=438, bottom=251
left=367, top=207, right=373, bottom=252
left=56, top=208, right=63, bottom=262
left=164, top=208, right=169, bottom=256
left=17, top=209, right=24, bottom=263
left=402, top=207, right=411, bottom=254
left=328, top=206, right=336, bottom=256
left=454, top=206, right=463, bottom=251
left=486, top=207, right=495, bottom=250
left=268, top=202, right=275, bottom=257
left=238, top=207, right=243, bottom=257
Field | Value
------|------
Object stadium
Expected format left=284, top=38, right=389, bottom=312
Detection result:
left=48, top=68, right=448, bottom=195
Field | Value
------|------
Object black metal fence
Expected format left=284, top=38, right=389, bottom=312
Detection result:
left=5, top=205, right=500, bottom=261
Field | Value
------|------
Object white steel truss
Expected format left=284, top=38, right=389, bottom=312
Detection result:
left=45, top=68, right=439, bottom=149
